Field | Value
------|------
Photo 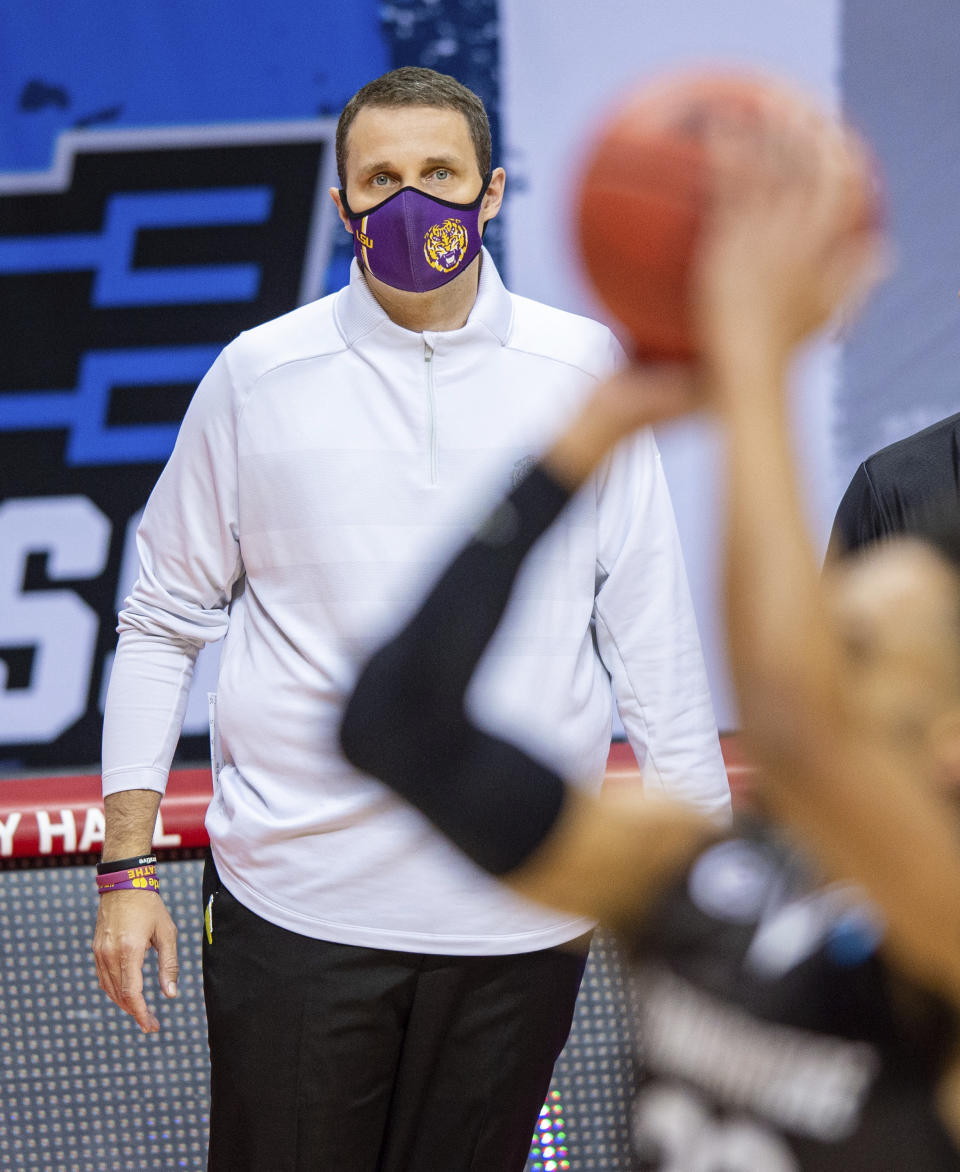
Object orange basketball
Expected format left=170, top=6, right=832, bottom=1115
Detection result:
left=574, top=70, right=876, bottom=360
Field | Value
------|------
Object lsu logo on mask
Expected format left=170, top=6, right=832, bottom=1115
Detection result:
left=423, top=217, right=469, bottom=274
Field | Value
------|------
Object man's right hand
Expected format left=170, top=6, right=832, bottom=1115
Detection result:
left=93, top=889, right=179, bottom=1033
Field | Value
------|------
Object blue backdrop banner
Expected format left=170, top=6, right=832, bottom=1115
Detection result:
left=0, top=0, right=502, bottom=769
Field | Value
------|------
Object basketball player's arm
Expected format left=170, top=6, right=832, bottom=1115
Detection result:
left=506, top=786, right=714, bottom=931
left=722, top=369, right=960, bottom=1008
left=93, top=790, right=179, bottom=1034
left=340, top=368, right=714, bottom=929
left=701, top=114, right=960, bottom=1007
left=721, top=365, right=960, bottom=996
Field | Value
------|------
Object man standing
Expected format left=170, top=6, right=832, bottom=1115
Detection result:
left=93, top=67, right=729, bottom=1171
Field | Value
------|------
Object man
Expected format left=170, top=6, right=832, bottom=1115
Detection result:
left=828, top=410, right=960, bottom=558
left=340, top=104, right=960, bottom=1166
left=92, top=67, right=728, bottom=1170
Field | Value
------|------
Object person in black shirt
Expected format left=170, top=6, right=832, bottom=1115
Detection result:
left=341, top=103, right=960, bottom=1167
left=828, top=411, right=960, bottom=558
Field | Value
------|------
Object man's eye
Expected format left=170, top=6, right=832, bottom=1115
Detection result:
left=372, top=174, right=391, bottom=186
left=433, top=169, right=450, bottom=181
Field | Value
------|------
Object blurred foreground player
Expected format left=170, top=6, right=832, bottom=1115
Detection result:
left=340, top=108, right=960, bottom=1167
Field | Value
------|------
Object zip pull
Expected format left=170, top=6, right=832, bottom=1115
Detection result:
left=423, top=340, right=438, bottom=484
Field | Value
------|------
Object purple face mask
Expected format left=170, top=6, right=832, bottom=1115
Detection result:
left=340, top=174, right=491, bottom=293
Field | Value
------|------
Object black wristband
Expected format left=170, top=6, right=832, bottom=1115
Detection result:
left=97, top=853, right=158, bottom=874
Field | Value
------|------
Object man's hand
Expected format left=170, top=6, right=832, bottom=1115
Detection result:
left=93, top=889, right=179, bottom=1033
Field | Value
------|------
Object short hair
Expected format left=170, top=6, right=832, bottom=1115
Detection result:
left=335, top=67, right=492, bottom=185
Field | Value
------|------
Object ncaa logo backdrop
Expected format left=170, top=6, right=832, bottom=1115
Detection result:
left=0, top=0, right=503, bottom=770
left=1, top=122, right=337, bottom=764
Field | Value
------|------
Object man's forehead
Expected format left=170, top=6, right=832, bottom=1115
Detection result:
left=359, top=152, right=463, bottom=173
left=346, top=105, right=472, bottom=156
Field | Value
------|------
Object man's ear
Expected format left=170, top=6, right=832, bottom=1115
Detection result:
left=329, top=187, right=354, bottom=234
left=479, top=167, right=506, bottom=228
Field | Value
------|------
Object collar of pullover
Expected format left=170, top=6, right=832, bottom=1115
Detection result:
left=334, top=247, right=514, bottom=350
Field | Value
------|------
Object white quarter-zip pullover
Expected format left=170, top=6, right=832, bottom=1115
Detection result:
left=102, top=253, right=729, bottom=954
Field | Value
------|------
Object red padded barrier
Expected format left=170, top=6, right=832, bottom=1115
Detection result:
left=0, top=738, right=750, bottom=860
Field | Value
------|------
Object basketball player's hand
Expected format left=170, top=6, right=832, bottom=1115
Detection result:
left=93, top=890, right=179, bottom=1033
left=595, top=362, right=703, bottom=430
left=545, top=363, right=701, bottom=486
left=693, top=99, right=886, bottom=382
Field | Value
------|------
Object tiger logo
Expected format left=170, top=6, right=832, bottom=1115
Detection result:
left=423, top=218, right=469, bottom=273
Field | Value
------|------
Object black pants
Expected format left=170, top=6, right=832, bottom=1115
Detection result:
left=202, top=857, right=588, bottom=1171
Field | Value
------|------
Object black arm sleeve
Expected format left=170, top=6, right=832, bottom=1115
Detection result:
left=339, top=463, right=574, bottom=875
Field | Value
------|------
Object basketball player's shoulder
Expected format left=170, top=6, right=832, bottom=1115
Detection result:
left=224, top=291, right=346, bottom=382
left=505, top=291, right=621, bottom=378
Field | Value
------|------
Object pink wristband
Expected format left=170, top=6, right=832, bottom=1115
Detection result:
left=96, top=865, right=159, bottom=895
